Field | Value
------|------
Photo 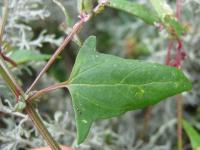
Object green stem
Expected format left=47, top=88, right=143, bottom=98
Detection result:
left=0, top=1, right=61, bottom=149
left=176, top=94, right=183, bottom=150
left=25, top=104, right=61, bottom=150
left=0, top=56, right=61, bottom=150
left=0, top=1, right=109, bottom=149
left=0, top=0, right=8, bottom=44
left=0, top=56, right=22, bottom=98
left=176, top=0, right=183, bottom=149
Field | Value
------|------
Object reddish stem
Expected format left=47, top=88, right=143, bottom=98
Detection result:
left=26, top=19, right=85, bottom=93
left=26, top=1, right=108, bottom=93
left=165, top=41, right=173, bottom=65
left=0, top=51, right=17, bottom=67
left=171, top=39, right=186, bottom=68
left=27, top=81, right=68, bottom=103
left=175, top=1, right=184, bottom=150
left=176, top=0, right=181, bottom=20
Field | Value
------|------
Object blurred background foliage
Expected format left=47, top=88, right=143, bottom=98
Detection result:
left=0, top=0, right=200, bottom=149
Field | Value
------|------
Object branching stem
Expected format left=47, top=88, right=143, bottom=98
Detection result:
left=0, top=1, right=61, bottom=148
left=26, top=19, right=85, bottom=93
left=27, top=81, right=68, bottom=103
left=26, top=1, right=109, bottom=93
left=0, top=55, right=61, bottom=150
left=0, top=1, right=109, bottom=149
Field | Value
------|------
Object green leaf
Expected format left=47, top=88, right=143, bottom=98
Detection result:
left=14, top=100, right=26, bottom=112
left=164, top=15, right=187, bottom=37
left=68, top=36, right=192, bottom=144
left=108, top=0, right=159, bottom=24
left=53, top=0, right=72, bottom=26
left=150, top=0, right=173, bottom=19
left=9, top=50, right=51, bottom=64
left=150, top=0, right=186, bottom=37
left=78, top=0, right=96, bottom=14
left=183, top=120, right=200, bottom=150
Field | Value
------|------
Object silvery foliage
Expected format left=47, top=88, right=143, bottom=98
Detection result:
left=0, top=0, right=199, bottom=150
left=183, top=0, right=200, bottom=105
left=0, top=0, right=65, bottom=149
left=4, top=0, right=62, bottom=50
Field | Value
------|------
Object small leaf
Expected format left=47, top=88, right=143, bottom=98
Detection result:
left=108, top=0, right=159, bottom=24
left=53, top=0, right=72, bottom=26
left=150, top=0, right=173, bottom=19
left=78, top=0, right=95, bottom=14
left=164, top=15, right=187, bottom=37
left=150, top=0, right=186, bottom=37
left=68, top=36, right=192, bottom=144
left=14, top=101, right=26, bottom=112
left=183, top=120, right=200, bottom=150
left=9, top=50, right=51, bottom=64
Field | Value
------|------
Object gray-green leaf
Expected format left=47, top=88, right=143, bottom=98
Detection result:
left=68, top=36, right=192, bottom=144
left=9, top=50, right=51, bottom=64
left=108, top=0, right=159, bottom=24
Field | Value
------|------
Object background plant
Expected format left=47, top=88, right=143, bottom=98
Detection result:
left=0, top=0, right=199, bottom=150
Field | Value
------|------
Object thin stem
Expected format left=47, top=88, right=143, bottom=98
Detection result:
left=26, top=1, right=109, bottom=93
left=0, top=55, right=61, bottom=150
left=26, top=19, right=85, bottom=93
left=0, top=2, right=17, bottom=67
left=0, top=56, right=22, bottom=98
left=0, top=1, right=63, bottom=149
left=27, top=81, right=68, bottom=103
left=176, top=94, right=183, bottom=150
left=176, top=0, right=181, bottom=20
left=0, top=51, right=17, bottom=67
left=165, top=41, right=173, bottom=65
left=140, top=106, right=153, bottom=141
left=25, top=104, right=61, bottom=150
left=1, top=1, right=108, bottom=149
left=176, top=0, right=183, bottom=149
left=0, top=0, right=8, bottom=44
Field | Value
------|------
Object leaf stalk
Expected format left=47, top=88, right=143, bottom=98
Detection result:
left=27, top=81, right=68, bottom=103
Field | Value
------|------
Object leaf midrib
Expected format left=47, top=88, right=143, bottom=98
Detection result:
left=70, top=80, right=185, bottom=87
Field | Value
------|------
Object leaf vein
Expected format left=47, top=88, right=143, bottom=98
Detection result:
left=70, top=81, right=181, bottom=87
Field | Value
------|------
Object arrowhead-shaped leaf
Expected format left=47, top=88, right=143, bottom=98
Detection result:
left=67, top=36, right=192, bottom=144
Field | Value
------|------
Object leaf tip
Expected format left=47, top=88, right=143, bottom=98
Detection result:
left=85, top=35, right=96, bottom=48
left=79, top=35, right=97, bottom=54
left=180, top=72, right=192, bottom=92
left=87, top=35, right=96, bottom=41
left=76, top=118, right=93, bottom=144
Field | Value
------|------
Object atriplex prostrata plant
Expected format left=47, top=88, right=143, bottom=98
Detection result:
left=0, top=0, right=193, bottom=150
